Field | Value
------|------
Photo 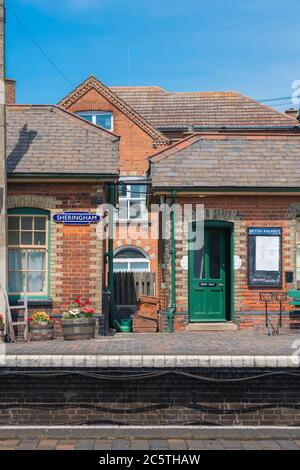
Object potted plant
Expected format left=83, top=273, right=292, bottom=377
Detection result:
left=0, top=314, right=4, bottom=342
left=61, top=296, right=96, bottom=340
left=29, top=311, right=54, bottom=341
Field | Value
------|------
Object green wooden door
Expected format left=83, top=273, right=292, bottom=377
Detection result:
left=189, top=228, right=226, bottom=322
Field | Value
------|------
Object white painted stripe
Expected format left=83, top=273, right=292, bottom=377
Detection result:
left=0, top=355, right=299, bottom=368
left=0, top=425, right=299, bottom=430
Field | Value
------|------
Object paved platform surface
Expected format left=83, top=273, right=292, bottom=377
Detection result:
left=0, top=427, right=300, bottom=450
left=4, top=331, right=300, bottom=356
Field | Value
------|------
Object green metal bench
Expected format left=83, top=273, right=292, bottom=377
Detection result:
left=288, top=290, right=300, bottom=313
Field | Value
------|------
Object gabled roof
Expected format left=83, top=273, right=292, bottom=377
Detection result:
left=6, top=105, right=119, bottom=176
left=111, top=87, right=300, bottom=130
left=58, top=76, right=170, bottom=145
left=150, top=132, right=300, bottom=189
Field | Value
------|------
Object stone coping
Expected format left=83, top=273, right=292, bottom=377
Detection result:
left=1, top=355, right=300, bottom=368
left=0, top=425, right=300, bottom=439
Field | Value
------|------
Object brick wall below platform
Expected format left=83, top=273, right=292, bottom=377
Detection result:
left=1, top=368, right=300, bottom=426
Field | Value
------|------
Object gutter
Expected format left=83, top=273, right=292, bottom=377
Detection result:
left=169, top=189, right=176, bottom=333
left=156, top=125, right=300, bottom=132
left=7, top=173, right=118, bottom=182
left=152, top=186, right=300, bottom=194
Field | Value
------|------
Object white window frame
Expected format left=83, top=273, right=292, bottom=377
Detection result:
left=77, top=111, right=113, bottom=131
left=8, top=214, right=49, bottom=296
left=113, top=247, right=150, bottom=272
left=117, top=183, right=148, bottom=222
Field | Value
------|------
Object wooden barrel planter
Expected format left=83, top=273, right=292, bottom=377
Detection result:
left=61, top=317, right=96, bottom=340
left=30, top=322, right=54, bottom=341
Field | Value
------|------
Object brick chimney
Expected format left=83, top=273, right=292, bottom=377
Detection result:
left=285, top=108, right=299, bottom=120
left=5, top=78, right=15, bottom=104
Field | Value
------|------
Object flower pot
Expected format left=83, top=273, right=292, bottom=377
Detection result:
left=30, top=322, right=54, bottom=341
left=0, top=325, right=4, bottom=342
left=61, top=317, right=96, bottom=340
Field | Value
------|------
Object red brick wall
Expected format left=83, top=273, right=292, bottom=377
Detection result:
left=65, top=88, right=158, bottom=176
left=8, top=182, right=106, bottom=314
left=158, top=194, right=300, bottom=330
left=63, top=87, right=163, bottom=283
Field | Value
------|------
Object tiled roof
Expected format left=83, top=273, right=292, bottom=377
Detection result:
left=58, top=76, right=170, bottom=145
left=6, top=105, right=119, bottom=176
left=150, top=133, right=300, bottom=188
left=111, top=87, right=299, bottom=130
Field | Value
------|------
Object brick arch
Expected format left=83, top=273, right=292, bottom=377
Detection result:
left=204, top=208, right=243, bottom=221
left=7, top=194, right=57, bottom=211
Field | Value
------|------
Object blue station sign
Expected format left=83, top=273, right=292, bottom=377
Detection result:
left=53, top=212, right=101, bottom=226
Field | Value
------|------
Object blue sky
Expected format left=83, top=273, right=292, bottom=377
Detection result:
left=6, top=0, right=300, bottom=109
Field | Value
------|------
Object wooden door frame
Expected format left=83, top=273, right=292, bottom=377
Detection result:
left=188, top=220, right=234, bottom=323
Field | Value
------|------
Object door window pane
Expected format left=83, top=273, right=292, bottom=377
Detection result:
left=194, top=245, right=205, bottom=279
left=209, top=231, right=221, bottom=279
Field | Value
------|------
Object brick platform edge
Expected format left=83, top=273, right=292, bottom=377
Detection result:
left=1, top=365, right=300, bottom=426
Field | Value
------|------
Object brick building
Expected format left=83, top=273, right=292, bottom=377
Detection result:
left=150, top=131, right=300, bottom=331
left=5, top=77, right=300, bottom=331
left=6, top=103, right=119, bottom=314
left=57, top=76, right=300, bottom=316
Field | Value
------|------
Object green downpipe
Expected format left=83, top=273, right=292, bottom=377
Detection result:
left=108, top=184, right=114, bottom=299
left=169, top=189, right=176, bottom=333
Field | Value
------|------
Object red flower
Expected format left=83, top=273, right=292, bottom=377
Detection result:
left=83, top=306, right=95, bottom=315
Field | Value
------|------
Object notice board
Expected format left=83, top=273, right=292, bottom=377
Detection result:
left=248, top=227, right=282, bottom=287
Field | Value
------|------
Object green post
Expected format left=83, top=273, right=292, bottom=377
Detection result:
left=108, top=183, right=114, bottom=298
left=169, top=189, right=176, bottom=333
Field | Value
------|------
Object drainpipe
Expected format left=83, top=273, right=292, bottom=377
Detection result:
left=169, top=189, right=176, bottom=333
left=108, top=183, right=114, bottom=299
left=0, top=2, right=7, bottom=320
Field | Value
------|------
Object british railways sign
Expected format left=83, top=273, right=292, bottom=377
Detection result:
left=53, top=212, right=101, bottom=226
